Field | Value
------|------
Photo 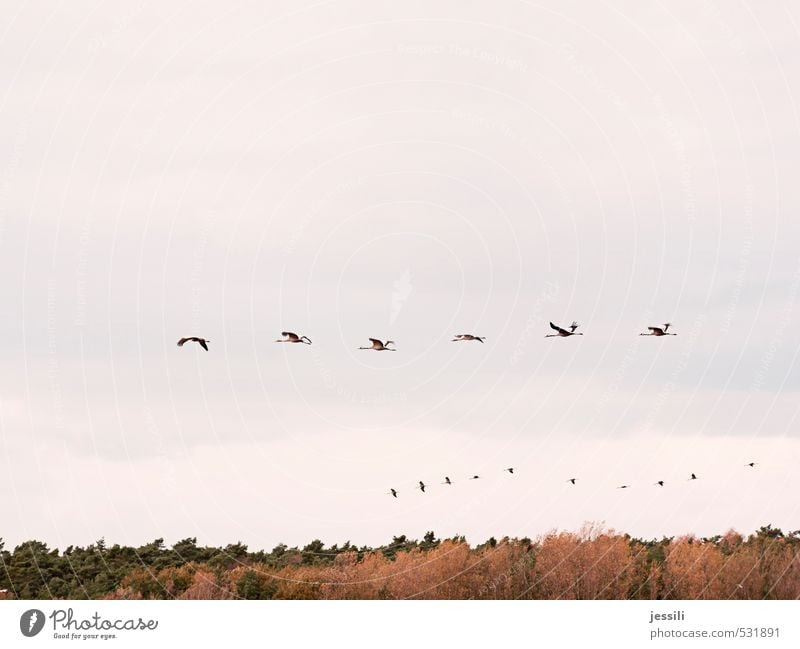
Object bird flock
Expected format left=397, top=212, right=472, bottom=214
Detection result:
left=176, top=321, right=675, bottom=352
left=384, top=465, right=760, bottom=498
left=176, top=321, right=757, bottom=500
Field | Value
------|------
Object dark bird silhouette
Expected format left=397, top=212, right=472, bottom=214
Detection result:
left=275, top=331, right=312, bottom=344
left=418, top=481, right=426, bottom=493
left=389, top=488, right=398, bottom=498
left=452, top=334, right=485, bottom=343
left=359, top=338, right=396, bottom=351
left=567, top=478, right=577, bottom=485
left=655, top=480, right=665, bottom=487
left=177, top=337, right=209, bottom=351
left=689, top=473, right=698, bottom=481
left=618, top=484, right=630, bottom=489
left=640, top=323, right=676, bottom=336
left=746, top=462, right=756, bottom=468
left=470, top=475, right=480, bottom=480
left=505, top=467, right=514, bottom=474
left=546, top=321, right=583, bottom=337
left=443, top=476, right=452, bottom=485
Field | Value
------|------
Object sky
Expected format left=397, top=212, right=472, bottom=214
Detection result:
left=1, top=0, right=800, bottom=551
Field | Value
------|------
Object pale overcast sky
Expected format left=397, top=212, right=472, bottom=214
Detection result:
left=1, top=0, right=799, bottom=550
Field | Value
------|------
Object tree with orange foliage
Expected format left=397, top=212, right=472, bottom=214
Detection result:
left=531, top=524, right=637, bottom=599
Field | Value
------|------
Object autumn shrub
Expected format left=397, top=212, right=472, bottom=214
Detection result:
left=531, top=525, right=638, bottom=599
left=5, top=528, right=800, bottom=600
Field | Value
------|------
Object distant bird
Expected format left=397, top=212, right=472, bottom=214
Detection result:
left=655, top=480, right=665, bottom=487
left=618, top=484, right=630, bottom=489
left=470, top=475, right=480, bottom=480
left=389, top=488, right=398, bottom=498
left=177, top=337, right=209, bottom=351
left=567, top=478, right=577, bottom=485
left=689, top=473, right=698, bottom=481
left=452, top=334, right=485, bottom=343
left=275, top=331, right=311, bottom=344
left=746, top=462, right=756, bottom=468
left=546, top=321, right=583, bottom=337
left=443, top=476, right=452, bottom=485
left=418, top=481, right=426, bottom=493
left=640, top=323, right=676, bottom=336
left=359, top=338, right=396, bottom=351
left=505, top=467, right=514, bottom=474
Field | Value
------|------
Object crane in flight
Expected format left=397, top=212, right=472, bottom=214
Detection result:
left=177, top=337, right=210, bottom=351
left=359, top=338, right=396, bottom=351
left=546, top=321, right=583, bottom=337
left=640, top=323, right=676, bottom=336
left=452, top=334, right=485, bottom=343
left=275, top=331, right=312, bottom=344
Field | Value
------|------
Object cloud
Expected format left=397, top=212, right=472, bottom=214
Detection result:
left=1, top=0, right=799, bottom=545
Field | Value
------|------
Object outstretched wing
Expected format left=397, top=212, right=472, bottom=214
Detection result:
left=282, top=331, right=299, bottom=341
left=369, top=338, right=382, bottom=345
left=199, top=339, right=209, bottom=351
left=648, top=327, right=663, bottom=334
left=177, top=338, right=189, bottom=347
left=550, top=322, right=568, bottom=335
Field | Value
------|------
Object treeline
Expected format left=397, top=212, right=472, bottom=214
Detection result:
left=2, top=525, right=799, bottom=600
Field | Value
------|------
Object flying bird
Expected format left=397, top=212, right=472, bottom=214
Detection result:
left=618, top=484, right=630, bottom=489
left=546, top=321, right=583, bottom=337
left=389, top=488, right=398, bottom=498
left=746, top=462, right=756, bottom=468
left=567, top=478, right=577, bottom=485
left=505, top=467, right=514, bottom=474
left=275, top=331, right=312, bottom=344
left=177, top=337, right=209, bottom=351
left=689, top=473, right=698, bottom=481
left=655, top=480, right=665, bottom=487
left=469, top=475, right=480, bottom=480
left=452, top=334, right=485, bottom=343
left=359, top=338, right=396, bottom=351
left=640, top=323, right=676, bottom=336
left=443, top=476, right=452, bottom=485
left=418, top=481, right=426, bottom=493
